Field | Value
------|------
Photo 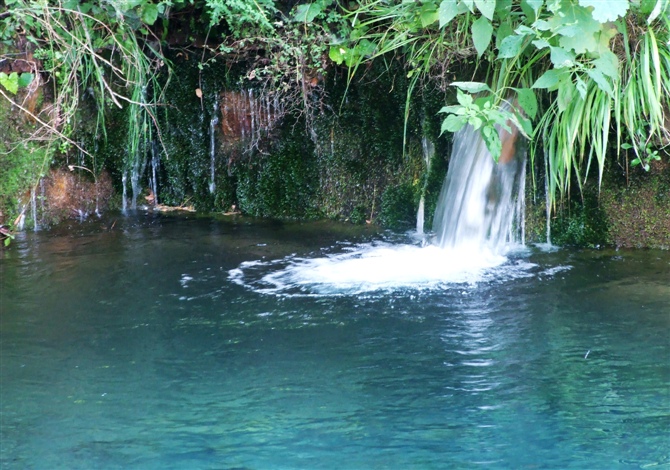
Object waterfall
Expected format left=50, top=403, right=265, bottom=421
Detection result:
left=209, top=101, right=220, bottom=194
left=432, top=119, right=526, bottom=254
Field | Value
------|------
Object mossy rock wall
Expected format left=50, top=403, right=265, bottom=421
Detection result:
left=0, top=76, right=50, bottom=228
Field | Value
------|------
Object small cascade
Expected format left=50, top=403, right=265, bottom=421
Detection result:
left=209, top=101, right=220, bottom=194
left=432, top=114, right=526, bottom=253
left=30, top=187, right=38, bottom=231
left=149, top=140, right=159, bottom=205
left=544, top=151, right=551, bottom=245
left=130, top=158, right=142, bottom=210
left=122, top=171, right=128, bottom=213
left=416, top=137, right=435, bottom=235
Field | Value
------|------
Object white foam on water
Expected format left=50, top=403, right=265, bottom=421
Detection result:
left=228, top=241, right=542, bottom=296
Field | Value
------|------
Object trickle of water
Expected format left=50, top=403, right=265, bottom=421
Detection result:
left=30, top=187, right=38, bottom=231
left=209, top=101, right=220, bottom=194
left=122, top=171, right=128, bottom=213
left=150, top=140, right=159, bottom=205
left=432, top=112, right=526, bottom=254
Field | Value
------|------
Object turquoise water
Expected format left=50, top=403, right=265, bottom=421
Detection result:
left=1, top=214, right=669, bottom=469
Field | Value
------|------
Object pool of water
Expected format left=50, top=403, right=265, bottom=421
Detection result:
left=1, top=213, right=669, bottom=469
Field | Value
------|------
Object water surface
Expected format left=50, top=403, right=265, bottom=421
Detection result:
left=1, top=214, right=669, bottom=469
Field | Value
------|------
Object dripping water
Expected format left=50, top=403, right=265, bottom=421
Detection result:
left=122, top=171, right=128, bottom=214
left=209, top=100, right=220, bottom=194
left=30, top=187, right=38, bottom=231
left=149, top=140, right=159, bottom=205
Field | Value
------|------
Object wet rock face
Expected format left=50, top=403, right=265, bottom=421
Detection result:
left=41, top=168, right=114, bottom=225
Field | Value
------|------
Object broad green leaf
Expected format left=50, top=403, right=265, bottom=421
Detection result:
left=495, top=22, right=514, bottom=49
left=525, top=0, right=543, bottom=13
left=513, top=87, right=538, bottom=119
left=495, top=0, right=513, bottom=14
left=141, top=3, right=159, bottom=25
left=520, top=0, right=537, bottom=22
left=420, top=4, right=439, bottom=27
left=498, top=34, right=525, bottom=58
left=468, top=115, right=484, bottom=128
left=451, top=81, right=492, bottom=93
left=481, top=125, right=502, bottom=161
left=438, top=105, right=463, bottom=114
left=518, top=115, right=533, bottom=137
left=585, top=68, right=613, bottom=96
left=592, top=50, right=619, bottom=78
left=578, top=0, right=629, bottom=22
left=557, top=78, right=575, bottom=112
left=439, top=0, right=460, bottom=28
left=474, top=0, right=496, bottom=20
left=17, top=73, right=34, bottom=88
left=462, top=0, right=475, bottom=12
left=532, top=69, right=561, bottom=89
left=532, top=38, right=550, bottom=49
left=471, top=16, right=493, bottom=57
left=329, top=46, right=346, bottom=64
left=549, top=46, right=575, bottom=68
left=575, top=75, right=588, bottom=99
left=456, top=89, right=474, bottom=106
left=533, top=19, right=551, bottom=30
left=0, top=72, right=19, bottom=94
left=293, top=3, right=323, bottom=22
left=441, top=114, right=468, bottom=133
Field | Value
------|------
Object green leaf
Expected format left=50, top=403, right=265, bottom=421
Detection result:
left=585, top=68, right=613, bottom=96
left=481, top=125, right=502, bottom=161
left=549, top=46, right=575, bottom=68
left=495, top=22, right=514, bottom=49
left=575, top=75, right=588, bottom=99
left=474, top=0, right=496, bottom=20
left=592, top=50, right=619, bottom=79
left=525, top=0, right=543, bottom=13
left=532, top=38, right=550, bottom=49
left=498, top=34, right=525, bottom=58
left=3, top=238, right=9, bottom=247
left=451, top=81, right=491, bottom=93
left=17, top=73, right=34, bottom=88
left=439, top=0, right=460, bottom=28
left=557, top=78, right=575, bottom=112
left=438, top=105, right=464, bottom=114
left=513, top=87, right=538, bottom=119
left=456, top=89, right=474, bottom=106
left=329, top=45, right=346, bottom=64
left=420, top=4, right=439, bottom=28
left=141, top=3, right=159, bottom=25
left=293, top=3, right=323, bottom=23
left=441, top=114, right=468, bottom=133
left=471, top=16, right=493, bottom=57
left=532, top=69, right=560, bottom=89
left=578, top=0, right=629, bottom=22
left=0, top=72, right=19, bottom=94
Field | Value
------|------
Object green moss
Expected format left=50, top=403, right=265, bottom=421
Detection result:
left=379, top=182, right=417, bottom=230
left=600, top=164, right=670, bottom=249
left=0, top=91, right=52, bottom=227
